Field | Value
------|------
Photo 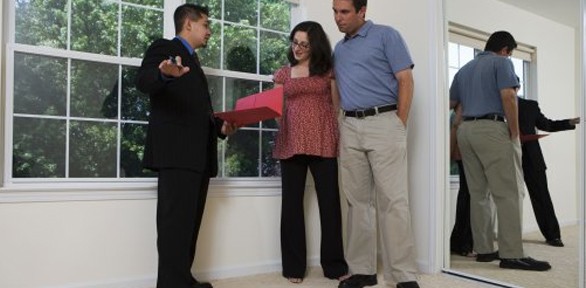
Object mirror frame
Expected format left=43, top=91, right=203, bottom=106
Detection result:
left=567, top=1, right=586, bottom=287
left=440, top=1, right=586, bottom=287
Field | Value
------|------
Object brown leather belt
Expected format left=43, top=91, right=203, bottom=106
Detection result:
left=463, top=114, right=505, bottom=122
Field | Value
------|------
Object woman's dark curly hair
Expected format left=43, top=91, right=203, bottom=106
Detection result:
left=287, top=21, right=332, bottom=76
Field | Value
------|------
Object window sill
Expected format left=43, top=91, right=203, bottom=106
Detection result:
left=0, top=178, right=282, bottom=203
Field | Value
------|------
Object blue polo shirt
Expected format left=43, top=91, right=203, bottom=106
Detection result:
left=333, top=20, right=414, bottom=111
left=450, top=51, right=519, bottom=117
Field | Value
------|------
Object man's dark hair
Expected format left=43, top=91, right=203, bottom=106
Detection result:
left=349, top=0, right=367, bottom=12
left=174, top=4, right=209, bottom=34
left=484, top=31, right=517, bottom=54
left=287, top=21, right=332, bottom=76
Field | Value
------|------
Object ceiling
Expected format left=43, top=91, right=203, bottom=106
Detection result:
left=497, top=0, right=579, bottom=28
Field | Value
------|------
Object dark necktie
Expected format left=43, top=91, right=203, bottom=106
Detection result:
left=193, top=51, right=201, bottom=67
left=193, top=51, right=213, bottom=115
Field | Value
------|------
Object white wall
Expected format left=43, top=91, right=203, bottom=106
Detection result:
left=0, top=1, right=447, bottom=287
left=447, top=0, right=580, bottom=233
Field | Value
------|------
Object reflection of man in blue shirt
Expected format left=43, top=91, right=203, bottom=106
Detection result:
left=450, top=31, right=551, bottom=271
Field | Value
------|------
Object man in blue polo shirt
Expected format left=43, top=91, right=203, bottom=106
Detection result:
left=450, top=31, right=551, bottom=271
left=333, top=1, right=419, bottom=288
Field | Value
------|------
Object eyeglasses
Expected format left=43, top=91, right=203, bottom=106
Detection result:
left=290, top=40, right=310, bottom=50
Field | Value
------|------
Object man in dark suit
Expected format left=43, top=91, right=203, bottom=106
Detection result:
left=518, top=96, right=580, bottom=247
left=136, top=4, right=236, bottom=288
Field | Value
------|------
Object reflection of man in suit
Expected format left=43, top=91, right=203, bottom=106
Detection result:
left=136, top=4, right=236, bottom=288
left=518, top=95, right=580, bottom=247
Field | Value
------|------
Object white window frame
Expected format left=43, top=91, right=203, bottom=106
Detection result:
left=0, top=0, right=301, bottom=202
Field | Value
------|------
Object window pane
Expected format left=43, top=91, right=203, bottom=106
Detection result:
left=224, top=24, right=257, bottom=73
left=225, top=0, right=257, bottom=26
left=13, top=117, right=66, bottom=178
left=226, top=78, right=260, bottom=127
left=189, top=0, right=222, bottom=19
left=448, top=42, right=459, bottom=68
left=261, top=130, right=279, bottom=177
left=121, top=66, right=150, bottom=121
left=510, top=57, right=524, bottom=96
left=261, top=82, right=278, bottom=129
left=459, top=45, right=474, bottom=66
left=450, top=161, right=459, bottom=175
left=71, top=0, right=117, bottom=55
left=448, top=67, right=458, bottom=88
left=121, top=4, right=163, bottom=58
left=15, top=0, right=68, bottom=49
left=260, top=0, right=290, bottom=31
left=13, top=53, right=67, bottom=116
left=511, top=58, right=524, bottom=78
left=207, top=75, right=224, bottom=112
left=225, top=129, right=259, bottom=177
left=199, top=21, right=222, bottom=69
left=70, top=60, right=118, bottom=119
left=120, top=123, right=154, bottom=177
left=259, top=30, right=288, bottom=75
left=262, top=119, right=278, bottom=129
left=69, top=121, right=117, bottom=177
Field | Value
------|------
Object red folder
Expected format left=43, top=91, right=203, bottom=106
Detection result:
left=215, top=86, right=284, bottom=126
left=520, top=134, right=549, bottom=142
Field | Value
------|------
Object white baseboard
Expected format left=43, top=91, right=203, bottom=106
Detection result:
left=197, top=260, right=283, bottom=281
left=42, top=276, right=156, bottom=288
left=41, top=259, right=294, bottom=288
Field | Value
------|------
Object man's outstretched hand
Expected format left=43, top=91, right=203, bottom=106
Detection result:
left=159, top=56, right=190, bottom=78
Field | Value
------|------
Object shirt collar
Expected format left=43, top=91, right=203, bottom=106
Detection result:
left=174, top=36, right=194, bottom=55
left=344, top=20, right=373, bottom=42
left=478, top=51, right=496, bottom=57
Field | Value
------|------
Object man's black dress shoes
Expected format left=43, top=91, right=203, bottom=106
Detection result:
left=193, top=280, right=213, bottom=288
left=338, top=274, right=377, bottom=288
left=546, top=238, right=564, bottom=247
left=476, top=251, right=499, bottom=262
left=499, top=257, right=552, bottom=271
left=396, top=281, right=420, bottom=288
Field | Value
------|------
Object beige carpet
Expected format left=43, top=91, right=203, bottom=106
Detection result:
left=449, top=225, right=579, bottom=288
left=211, top=268, right=491, bottom=288
left=210, top=225, right=578, bottom=288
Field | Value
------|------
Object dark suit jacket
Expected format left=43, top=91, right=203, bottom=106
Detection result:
left=136, top=38, right=225, bottom=176
left=518, top=97, right=575, bottom=170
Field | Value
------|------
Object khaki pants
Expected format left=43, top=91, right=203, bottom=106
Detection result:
left=339, top=111, right=418, bottom=284
left=457, top=120, right=525, bottom=258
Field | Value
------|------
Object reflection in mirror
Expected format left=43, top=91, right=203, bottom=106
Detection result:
left=445, top=0, right=581, bottom=287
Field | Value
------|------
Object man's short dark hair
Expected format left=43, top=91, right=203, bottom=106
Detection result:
left=174, top=4, right=209, bottom=34
left=348, top=0, right=367, bottom=12
left=484, top=31, right=517, bottom=54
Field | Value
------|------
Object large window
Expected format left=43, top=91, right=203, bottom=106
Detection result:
left=5, top=0, right=292, bottom=183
